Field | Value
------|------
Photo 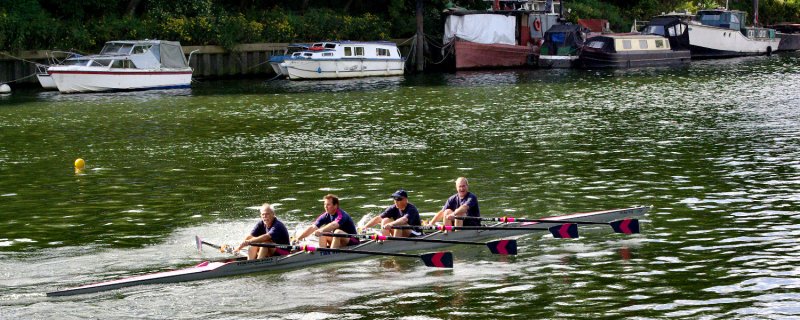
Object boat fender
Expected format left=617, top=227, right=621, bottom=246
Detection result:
left=534, top=19, right=542, bottom=32
left=0, top=83, right=10, bottom=94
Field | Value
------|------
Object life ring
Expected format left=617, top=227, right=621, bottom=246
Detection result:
left=533, top=19, right=542, bottom=31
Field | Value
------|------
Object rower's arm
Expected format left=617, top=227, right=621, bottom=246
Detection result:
left=363, top=216, right=382, bottom=229
left=318, top=221, right=340, bottom=233
left=296, top=225, right=318, bottom=241
left=453, top=204, right=470, bottom=216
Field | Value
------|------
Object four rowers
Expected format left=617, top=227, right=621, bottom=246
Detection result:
left=237, top=177, right=478, bottom=259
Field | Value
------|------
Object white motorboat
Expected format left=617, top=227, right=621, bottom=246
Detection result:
left=47, top=40, right=192, bottom=93
left=280, top=41, right=405, bottom=80
left=680, top=9, right=780, bottom=58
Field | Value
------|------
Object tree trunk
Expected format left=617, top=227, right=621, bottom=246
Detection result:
left=126, top=0, right=142, bottom=17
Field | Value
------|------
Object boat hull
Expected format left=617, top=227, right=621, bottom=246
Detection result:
left=538, top=55, right=579, bottom=68
left=283, top=58, right=404, bottom=80
left=688, top=24, right=780, bottom=58
left=777, top=32, right=800, bottom=51
left=36, top=73, right=58, bottom=90
left=454, top=41, right=534, bottom=70
left=48, top=67, right=193, bottom=93
left=47, top=206, right=650, bottom=296
left=580, top=50, right=691, bottom=68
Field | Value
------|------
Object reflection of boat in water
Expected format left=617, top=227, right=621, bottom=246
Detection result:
left=47, top=40, right=192, bottom=93
left=268, top=43, right=309, bottom=77
left=537, top=24, right=588, bottom=68
left=279, top=41, right=405, bottom=80
left=680, top=9, right=780, bottom=58
left=580, top=17, right=691, bottom=68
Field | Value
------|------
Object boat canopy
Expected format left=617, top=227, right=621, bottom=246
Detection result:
left=540, top=24, right=586, bottom=55
left=444, top=14, right=516, bottom=45
left=696, top=10, right=745, bottom=31
left=98, top=40, right=189, bottom=69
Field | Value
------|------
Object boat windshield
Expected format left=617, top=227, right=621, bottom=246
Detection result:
left=64, top=59, right=90, bottom=66
left=643, top=25, right=665, bottom=36
left=549, top=33, right=567, bottom=44
left=100, top=43, right=134, bottom=55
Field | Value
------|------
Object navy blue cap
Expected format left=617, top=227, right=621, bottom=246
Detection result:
left=391, top=189, right=408, bottom=199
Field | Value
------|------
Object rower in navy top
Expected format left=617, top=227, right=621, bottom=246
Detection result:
left=362, top=189, right=422, bottom=237
left=234, top=203, right=291, bottom=260
left=429, top=177, right=480, bottom=227
left=295, top=194, right=360, bottom=248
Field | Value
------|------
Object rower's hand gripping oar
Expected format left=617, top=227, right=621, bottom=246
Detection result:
left=248, top=242, right=454, bottom=268
left=195, top=236, right=246, bottom=256
left=456, top=216, right=640, bottom=234
left=393, top=223, right=580, bottom=239
left=321, top=232, right=518, bottom=255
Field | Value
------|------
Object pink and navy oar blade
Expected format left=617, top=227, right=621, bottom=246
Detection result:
left=548, top=223, right=579, bottom=239
left=487, top=239, right=517, bottom=255
left=610, top=219, right=640, bottom=234
left=420, top=251, right=453, bottom=268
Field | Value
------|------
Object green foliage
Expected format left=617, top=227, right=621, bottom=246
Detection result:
left=3, top=0, right=800, bottom=52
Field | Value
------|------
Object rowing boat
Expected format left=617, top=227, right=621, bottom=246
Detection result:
left=46, top=205, right=650, bottom=296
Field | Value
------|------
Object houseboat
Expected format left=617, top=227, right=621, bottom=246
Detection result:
left=683, top=9, right=780, bottom=58
left=440, top=0, right=562, bottom=70
left=47, top=40, right=192, bottom=93
left=279, top=41, right=405, bottom=80
left=579, top=16, right=691, bottom=68
left=537, top=24, right=588, bottom=68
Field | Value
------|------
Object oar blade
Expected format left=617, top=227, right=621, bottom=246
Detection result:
left=195, top=236, right=203, bottom=253
left=548, top=223, right=579, bottom=239
left=610, top=219, right=640, bottom=234
left=486, top=239, right=517, bottom=255
left=420, top=251, right=454, bottom=268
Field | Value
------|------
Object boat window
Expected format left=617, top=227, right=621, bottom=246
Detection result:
left=655, top=40, right=665, bottom=48
left=376, top=48, right=390, bottom=56
left=324, top=43, right=337, bottom=49
left=303, top=52, right=313, bottom=57
left=90, top=59, right=112, bottom=67
left=100, top=44, right=122, bottom=54
left=344, top=47, right=353, bottom=56
left=111, top=59, right=137, bottom=68
left=355, top=47, right=364, bottom=56
left=65, top=59, right=89, bottom=66
left=586, top=40, right=605, bottom=49
left=639, top=40, right=648, bottom=49
left=643, top=25, right=665, bottom=36
left=622, top=40, right=632, bottom=50
left=132, top=45, right=151, bottom=54
left=312, top=43, right=323, bottom=47
left=323, top=52, right=333, bottom=57
left=550, top=33, right=566, bottom=44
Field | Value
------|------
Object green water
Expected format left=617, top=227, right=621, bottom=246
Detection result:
left=2, top=54, right=800, bottom=319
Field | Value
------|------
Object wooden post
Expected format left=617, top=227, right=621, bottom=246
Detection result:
left=416, top=0, right=424, bottom=72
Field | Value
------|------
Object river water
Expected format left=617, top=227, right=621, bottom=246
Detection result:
left=1, top=54, right=800, bottom=319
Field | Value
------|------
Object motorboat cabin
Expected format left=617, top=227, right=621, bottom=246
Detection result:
left=279, top=41, right=405, bottom=80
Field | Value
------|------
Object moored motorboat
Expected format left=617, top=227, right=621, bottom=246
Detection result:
left=279, top=41, right=405, bottom=80
left=47, top=40, right=192, bottom=93
left=537, top=24, right=588, bottom=68
left=268, top=43, right=310, bottom=77
left=679, top=9, right=780, bottom=58
left=46, top=205, right=650, bottom=296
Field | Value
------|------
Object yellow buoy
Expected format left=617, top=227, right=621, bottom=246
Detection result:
left=74, top=158, right=85, bottom=170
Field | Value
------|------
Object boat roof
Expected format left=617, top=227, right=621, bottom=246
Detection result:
left=593, top=34, right=668, bottom=40
left=545, top=24, right=584, bottom=33
left=104, top=40, right=183, bottom=46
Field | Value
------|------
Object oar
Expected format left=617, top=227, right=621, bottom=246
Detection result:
left=392, top=223, right=580, bottom=239
left=195, top=236, right=245, bottom=256
left=320, top=232, right=517, bottom=255
left=249, top=242, right=453, bottom=268
left=456, top=216, right=640, bottom=234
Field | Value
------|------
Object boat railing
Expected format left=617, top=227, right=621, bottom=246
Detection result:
left=187, top=49, right=200, bottom=66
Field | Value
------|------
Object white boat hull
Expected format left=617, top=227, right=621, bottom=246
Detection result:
left=36, top=73, right=58, bottom=90
left=47, top=206, right=650, bottom=296
left=48, top=67, right=192, bottom=93
left=269, top=62, right=284, bottom=76
left=688, top=24, right=780, bottom=57
left=284, top=59, right=405, bottom=80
